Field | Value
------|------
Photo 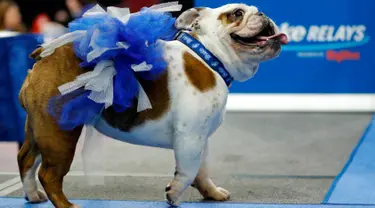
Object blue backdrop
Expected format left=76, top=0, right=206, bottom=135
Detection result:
left=195, top=0, right=375, bottom=93
left=0, top=34, right=41, bottom=142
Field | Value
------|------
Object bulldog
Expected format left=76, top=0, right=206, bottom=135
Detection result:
left=17, top=3, right=287, bottom=208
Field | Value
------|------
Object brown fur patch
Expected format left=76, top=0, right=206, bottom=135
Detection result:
left=218, top=13, right=230, bottom=25
left=19, top=44, right=86, bottom=112
left=183, top=52, right=216, bottom=92
left=102, top=71, right=170, bottom=131
left=217, top=11, right=242, bottom=26
left=18, top=43, right=86, bottom=207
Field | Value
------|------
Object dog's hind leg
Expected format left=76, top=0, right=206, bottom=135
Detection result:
left=33, top=117, right=82, bottom=208
left=17, top=117, right=48, bottom=203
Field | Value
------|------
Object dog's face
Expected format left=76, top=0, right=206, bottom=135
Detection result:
left=175, top=4, right=288, bottom=81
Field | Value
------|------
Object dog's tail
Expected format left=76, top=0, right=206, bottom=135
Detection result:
left=18, top=47, right=44, bottom=110
left=29, top=47, right=43, bottom=61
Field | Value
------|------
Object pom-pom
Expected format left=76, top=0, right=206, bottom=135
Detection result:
left=48, top=5, right=179, bottom=129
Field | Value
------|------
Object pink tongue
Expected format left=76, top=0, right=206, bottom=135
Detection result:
left=257, top=33, right=288, bottom=45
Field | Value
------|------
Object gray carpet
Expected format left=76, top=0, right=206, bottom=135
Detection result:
left=0, top=176, right=16, bottom=184
left=4, top=112, right=372, bottom=203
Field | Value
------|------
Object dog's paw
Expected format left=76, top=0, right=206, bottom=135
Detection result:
left=204, top=187, right=230, bottom=201
left=25, top=189, right=48, bottom=203
left=165, top=186, right=181, bottom=207
left=70, top=204, right=81, bottom=208
left=216, top=187, right=231, bottom=200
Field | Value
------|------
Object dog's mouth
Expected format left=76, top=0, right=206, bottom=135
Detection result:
left=230, top=23, right=288, bottom=47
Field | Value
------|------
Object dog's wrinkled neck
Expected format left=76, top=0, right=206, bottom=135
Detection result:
left=188, top=31, right=259, bottom=83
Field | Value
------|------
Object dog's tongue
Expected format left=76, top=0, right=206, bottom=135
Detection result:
left=257, top=33, right=288, bottom=46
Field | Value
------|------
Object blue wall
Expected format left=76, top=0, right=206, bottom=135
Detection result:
left=0, top=34, right=41, bottom=142
left=195, top=0, right=375, bottom=93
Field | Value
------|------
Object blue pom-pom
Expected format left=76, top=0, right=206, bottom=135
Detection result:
left=112, top=58, right=140, bottom=112
left=48, top=6, right=179, bottom=129
left=48, top=89, right=104, bottom=130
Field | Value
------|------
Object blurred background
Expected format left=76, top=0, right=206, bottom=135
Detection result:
left=0, top=0, right=194, bottom=148
left=0, top=0, right=374, bottom=206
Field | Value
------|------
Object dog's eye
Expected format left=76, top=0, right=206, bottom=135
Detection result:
left=231, top=9, right=244, bottom=20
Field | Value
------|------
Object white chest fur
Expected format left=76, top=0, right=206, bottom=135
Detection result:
left=94, top=40, right=229, bottom=149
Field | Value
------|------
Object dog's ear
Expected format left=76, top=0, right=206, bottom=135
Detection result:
left=175, top=7, right=207, bottom=30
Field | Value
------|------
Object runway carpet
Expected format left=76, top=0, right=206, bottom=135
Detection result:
left=1, top=113, right=375, bottom=207
left=1, top=197, right=375, bottom=208
left=324, top=116, right=375, bottom=205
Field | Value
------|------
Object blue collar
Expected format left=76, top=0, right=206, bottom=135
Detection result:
left=174, top=31, right=234, bottom=87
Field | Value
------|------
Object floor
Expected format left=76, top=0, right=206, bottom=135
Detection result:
left=0, top=112, right=372, bottom=207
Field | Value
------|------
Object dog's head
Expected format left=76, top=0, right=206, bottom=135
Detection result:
left=175, top=4, right=288, bottom=82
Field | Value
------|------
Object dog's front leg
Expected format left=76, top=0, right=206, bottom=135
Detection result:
left=165, top=131, right=206, bottom=206
left=192, top=142, right=230, bottom=201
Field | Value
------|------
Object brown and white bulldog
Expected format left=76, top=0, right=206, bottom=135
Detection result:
left=17, top=3, right=287, bottom=208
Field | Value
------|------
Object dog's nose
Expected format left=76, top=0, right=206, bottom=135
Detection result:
left=256, top=12, right=265, bottom=17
